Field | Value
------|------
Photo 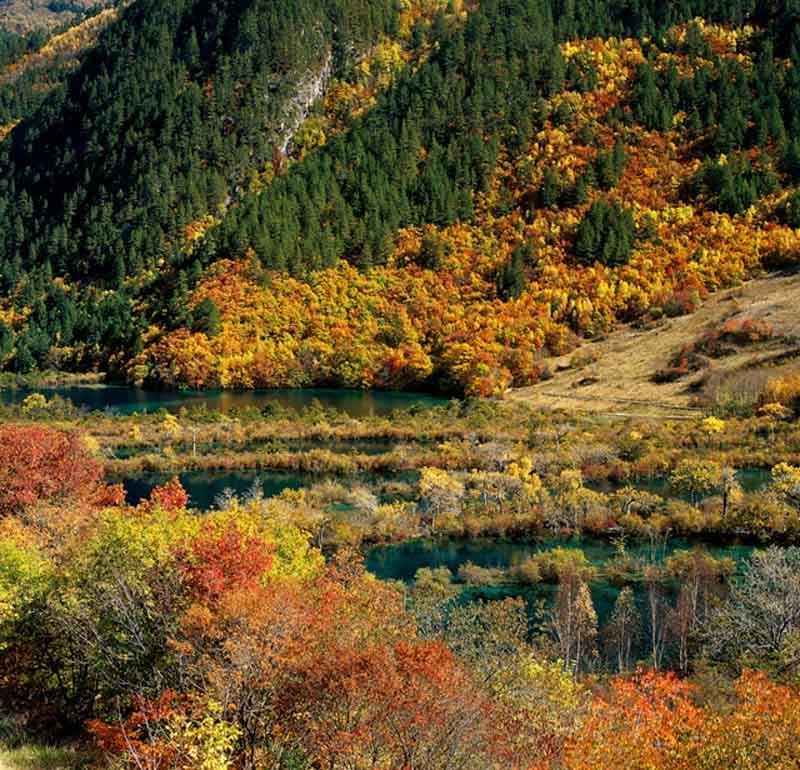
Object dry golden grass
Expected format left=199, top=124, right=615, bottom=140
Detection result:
left=509, top=271, right=800, bottom=417
left=0, top=745, right=88, bottom=770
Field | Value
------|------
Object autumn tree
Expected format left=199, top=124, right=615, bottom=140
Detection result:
left=2, top=508, right=187, bottom=729
left=561, top=669, right=800, bottom=770
left=705, top=546, right=800, bottom=673
left=547, top=470, right=607, bottom=532
left=0, top=425, right=120, bottom=515
left=644, top=565, right=671, bottom=671
left=282, top=639, right=495, bottom=770
left=770, top=462, right=800, bottom=509
left=406, top=565, right=458, bottom=636
left=89, top=691, right=241, bottom=770
left=686, top=670, right=800, bottom=770
left=147, top=477, right=190, bottom=512
left=176, top=522, right=275, bottom=603
left=491, top=654, right=586, bottom=769
left=718, top=466, right=742, bottom=518
left=561, top=670, right=700, bottom=770
left=419, top=467, right=464, bottom=533
left=440, top=597, right=530, bottom=680
left=603, top=586, right=641, bottom=673
left=173, top=582, right=312, bottom=769
left=172, top=555, right=407, bottom=769
left=666, top=549, right=734, bottom=674
left=669, top=459, right=722, bottom=505
left=549, top=568, right=598, bottom=673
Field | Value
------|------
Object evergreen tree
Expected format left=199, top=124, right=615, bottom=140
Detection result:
left=497, top=244, right=529, bottom=300
left=192, top=297, right=222, bottom=337
left=575, top=200, right=636, bottom=267
left=540, top=167, right=562, bottom=208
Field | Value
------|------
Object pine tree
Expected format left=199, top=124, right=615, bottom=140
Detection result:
left=497, top=244, right=528, bottom=300
left=192, top=297, right=222, bottom=337
left=0, top=320, right=12, bottom=363
left=540, top=167, right=561, bottom=208
left=575, top=200, right=635, bottom=267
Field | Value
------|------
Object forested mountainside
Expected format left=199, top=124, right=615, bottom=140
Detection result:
left=0, top=0, right=799, bottom=393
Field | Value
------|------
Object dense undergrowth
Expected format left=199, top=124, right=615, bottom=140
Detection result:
left=2, top=404, right=800, bottom=768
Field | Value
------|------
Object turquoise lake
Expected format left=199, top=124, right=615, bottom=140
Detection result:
left=0, top=385, right=449, bottom=416
left=365, top=536, right=757, bottom=623
left=120, top=469, right=310, bottom=508
left=364, top=536, right=755, bottom=583
left=118, top=467, right=415, bottom=508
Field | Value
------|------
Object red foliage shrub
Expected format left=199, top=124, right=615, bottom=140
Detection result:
left=279, top=639, right=494, bottom=770
left=148, top=476, right=190, bottom=512
left=660, top=287, right=703, bottom=318
left=719, top=317, right=773, bottom=344
left=177, top=524, right=274, bottom=602
left=93, top=483, right=126, bottom=507
left=0, top=425, right=114, bottom=515
left=88, top=690, right=184, bottom=767
left=654, top=317, right=773, bottom=384
left=580, top=463, right=612, bottom=482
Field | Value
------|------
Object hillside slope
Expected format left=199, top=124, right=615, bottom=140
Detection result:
left=508, top=270, right=800, bottom=416
left=132, top=4, right=800, bottom=395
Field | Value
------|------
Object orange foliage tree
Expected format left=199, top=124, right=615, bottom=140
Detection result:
left=561, top=668, right=800, bottom=770
left=145, top=477, right=190, bottom=513
left=561, top=670, right=701, bottom=770
left=175, top=522, right=275, bottom=603
left=0, top=424, right=121, bottom=515
left=686, top=670, right=800, bottom=770
left=280, top=639, right=493, bottom=770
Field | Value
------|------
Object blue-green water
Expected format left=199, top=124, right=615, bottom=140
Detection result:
left=120, top=469, right=310, bottom=508
left=0, top=386, right=449, bottom=416
left=118, top=468, right=415, bottom=509
left=112, top=437, right=400, bottom=460
left=366, top=537, right=756, bottom=623
left=588, top=467, right=772, bottom=495
left=364, top=537, right=753, bottom=583
left=119, top=464, right=770, bottom=513
left=120, top=464, right=762, bottom=626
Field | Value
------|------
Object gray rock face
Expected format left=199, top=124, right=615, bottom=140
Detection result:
left=276, top=47, right=333, bottom=155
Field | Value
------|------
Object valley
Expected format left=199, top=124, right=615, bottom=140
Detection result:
left=1, top=0, right=800, bottom=767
